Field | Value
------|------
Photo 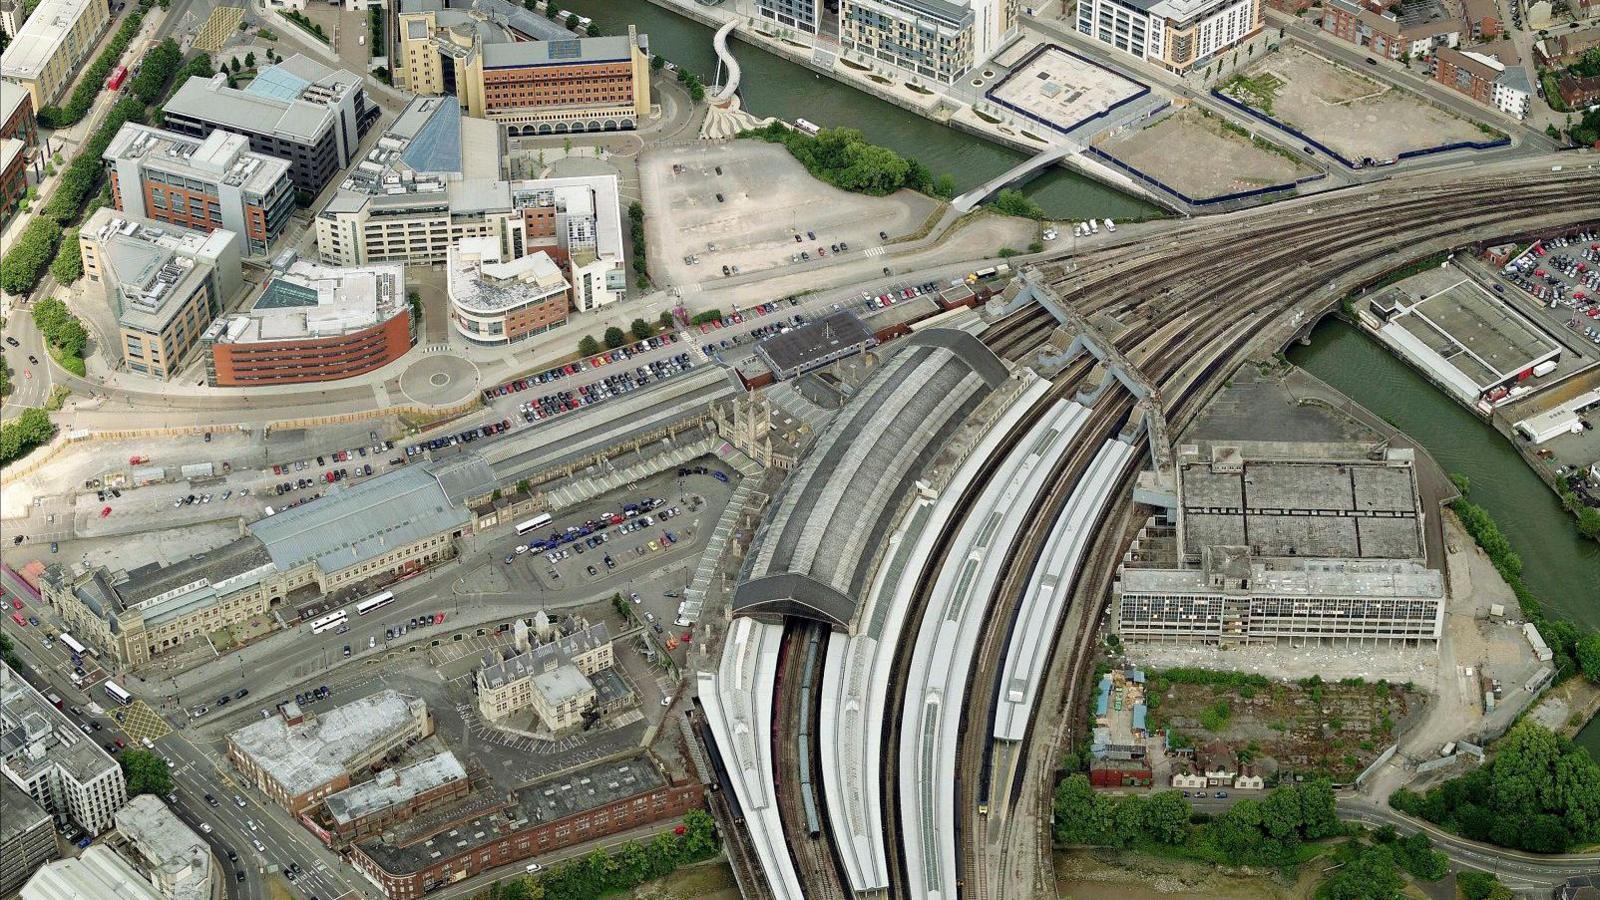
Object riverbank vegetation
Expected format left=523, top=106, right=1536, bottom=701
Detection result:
left=740, top=122, right=957, bottom=199
left=1387, top=720, right=1600, bottom=853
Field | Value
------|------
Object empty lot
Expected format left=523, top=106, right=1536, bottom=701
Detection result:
left=1102, top=107, right=1317, bottom=199
left=1224, top=45, right=1490, bottom=163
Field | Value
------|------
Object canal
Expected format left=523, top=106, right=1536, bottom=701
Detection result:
left=1287, top=319, right=1600, bottom=635
left=563, top=0, right=1161, bottom=221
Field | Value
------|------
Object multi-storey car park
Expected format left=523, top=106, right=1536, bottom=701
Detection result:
left=693, top=165, right=1600, bottom=900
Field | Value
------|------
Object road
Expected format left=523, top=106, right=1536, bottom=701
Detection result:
left=1, top=308, right=53, bottom=419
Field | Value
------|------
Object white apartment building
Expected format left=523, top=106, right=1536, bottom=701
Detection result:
left=0, top=663, right=128, bottom=836
left=840, top=0, right=1016, bottom=84
left=1076, top=0, right=1261, bottom=73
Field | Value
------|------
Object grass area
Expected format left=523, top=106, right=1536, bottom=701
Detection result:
left=47, top=345, right=86, bottom=377
left=1222, top=72, right=1285, bottom=114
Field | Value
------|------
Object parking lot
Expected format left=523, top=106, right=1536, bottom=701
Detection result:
left=1225, top=45, right=1490, bottom=164
left=639, top=142, right=940, bottom=288
left=1500, top=230, right=1600, bottom=350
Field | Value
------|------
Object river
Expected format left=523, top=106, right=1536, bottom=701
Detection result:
left=562, top=0, right=1161, bottom=221
left=1286, top=319, right=1600, bottom=632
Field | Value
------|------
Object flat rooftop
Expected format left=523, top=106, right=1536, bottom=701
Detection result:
left=483, top=34, right=635, bottom=68
left=0, top=0, right=102, bottom=80
left=324, top=751, right=467, bottom=826
left=228, top=690, right=426, bottom=797
left=87, top=211, right=238, bottom=334
left=114, top=795, right=213, bottom=900
left=356, top=756, right=665, bottom=875
left=1374, top=270, right=1558, bottom=395
left=210, top=258, right=405, bottom=344
left=1180, top=447, right=1424, bottom=561
left=1121, top=556, right=1445, bottom=599
left=986, top=44, right=1145, bottom=135
left=1, top=662, right=120, bottom=786
left=448, top=237, right=567, bottom=314
left=105, top=124, right=290, bottom=196
left=164, top=55, right=361, bottom=142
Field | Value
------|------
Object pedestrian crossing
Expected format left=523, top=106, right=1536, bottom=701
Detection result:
left=863, top=246, right=887, bottom=258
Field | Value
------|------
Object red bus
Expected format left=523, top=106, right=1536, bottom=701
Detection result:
left=105, top=65, right=129, bottom=91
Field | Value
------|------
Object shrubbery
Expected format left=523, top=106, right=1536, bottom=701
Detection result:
left=741, top=122, right=950, bottom=198
left=989, top=187, right=1045, bottom=219
left=1387, top=721, right=1600, bottom=852
left=1, top=220, right=62, bottom=296
left=0, top=409, right=57, bottom=466
left=471, top=811, right=719, bottom=900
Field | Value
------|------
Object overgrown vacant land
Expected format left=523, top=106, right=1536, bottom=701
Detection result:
left=1147, top=669, right=1422, bottom=782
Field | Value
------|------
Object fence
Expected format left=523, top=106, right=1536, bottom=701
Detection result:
left=984, top=43, right=1152, bottom=137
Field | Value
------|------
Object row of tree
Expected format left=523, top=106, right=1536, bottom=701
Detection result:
left=1388, top=721, right=1600, bottom=853
left=36, top=4, right=147, bottom=127
left=475, top=810, right=719, bottom=900
left=1053, top=776, right=1342, bottom=866
left=0, top=409, right=57, bottom=466
left=575, top=316, right=667, bottom=356
left=628, top=201, right=648, bottom=286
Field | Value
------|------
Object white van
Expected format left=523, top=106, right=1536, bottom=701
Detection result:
left=525, top=862, right=544, bottom=874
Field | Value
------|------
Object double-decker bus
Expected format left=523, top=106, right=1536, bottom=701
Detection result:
left=309, top=610, right=348, bottom=634
left=355, top=591, right=396, bottom=616
left=59, top=633, right=89, bottom=657
left=515, top=513, right=553, bottom=536
left=103, top=681, right=133, bottom=705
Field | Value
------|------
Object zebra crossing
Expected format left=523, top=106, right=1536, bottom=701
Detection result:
left=863, top=246, right=887, bottom=258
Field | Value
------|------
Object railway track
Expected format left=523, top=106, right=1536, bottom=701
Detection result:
left=772, top=621, right=848, bottom=900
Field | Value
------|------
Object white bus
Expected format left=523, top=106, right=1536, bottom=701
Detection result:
left=309, top=610, right=348, bottom=634
left=515, top=513, right=552, bottom=536
left=103, top=681, right=132, bottom=705
left=60, top=633, right=89, bottom=657
left=355, top=591, right=396, bottom=616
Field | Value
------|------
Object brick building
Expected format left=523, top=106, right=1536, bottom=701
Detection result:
left=103, top=124, right=295, bottom=257
left=1, top=81, right=35, bottom=148
left=1557, top=73, right=1600, bottom=109
left=202, top=257, right=413, bottom=386
left=349, top=756, right=702, bottom=899
left=319, top=751, right=470, bottom=842
left=227, top=692, right=434, bottom=813
left=1320, top=0, right=1460, bottom=60
left=1433, top=46, right=1532, bottom=118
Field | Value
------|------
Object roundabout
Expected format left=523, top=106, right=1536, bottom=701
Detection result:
left=398, top=352, right=482, bottom=407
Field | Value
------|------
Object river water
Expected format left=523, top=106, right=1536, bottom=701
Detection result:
left=562, top=0, right=1161, bottom=221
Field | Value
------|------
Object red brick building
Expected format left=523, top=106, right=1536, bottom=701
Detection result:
left=1, top=137, right=26, bottom=210
left=1557, top=73, right=1600, bottom=109
left=203, top=259, right=415, bottom=386
left=1, top=87, right=37, bottom=148
left=350, top=757, right=703, bottom=899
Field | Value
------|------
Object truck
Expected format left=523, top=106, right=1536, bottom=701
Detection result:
left=1440, top=741, right=1456, bottom=756
left=1531, top=360, right=1558, bottom=378
left=128, top=454, right=149, bottom=465
left=46, top=692, right=64, bottom=711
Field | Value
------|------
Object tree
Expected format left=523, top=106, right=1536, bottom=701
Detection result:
left=120, top=749, right=173, bottom=796
left=230, top=57, right=241, bottom=72
left=1577, top=505, right=1600, bottom=541
left=651, top=53, right=665, bottom=72
left=1317, top=844, right=1404, bottom=900
left=565, top=12, right=579, bottom=29
left=603, top=326, right=626, bottom=349
left=585, top=23, right=599, bottom=36
left=0, top=408, right=57, bottom=464
left=1458, top=872, right=1513, bottom=900
left=245, top=51, right=256, bottom=68
left=931, top=173, right=957, bottom=199
left=658, top=311, right=675, bottom=329
left=1298, top=779, right=1341, bottom=839
left=1, top=218, right=62, bottom=296
left=1052, top=774, right=1109, bottom=845
left=545, top=2, right=558, bottom=17
left=48, top=231, right=83, bottom=285
left=1578, top=632, right=1600, bottom=684
left=629, top=318, right=652, bottom=341
left=1141, top=790, right=1191, bottom=845
left=990, top=188, right=1045, bottom=219
left=578, top=335, right=601, bottom=356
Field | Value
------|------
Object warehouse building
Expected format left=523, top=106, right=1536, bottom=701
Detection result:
left=78, top=208, right=244, bottom=381
left=161, top=56, right=378, bottom=196
left=40, top=455, right=496, bottom=667
left=20, top=847, right=167, bottom=900
left=0, top=0, right=110, bottom=107
left=753, top=309, right=877, bottom=380
left=0, top=663, right=127, bottom=837
left=227, top=691, right=434, bottom=813
left=201, top=256, right=413, bottom=386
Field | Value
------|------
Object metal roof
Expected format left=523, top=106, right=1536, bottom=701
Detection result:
left=249, top=454, right=495, bottom=574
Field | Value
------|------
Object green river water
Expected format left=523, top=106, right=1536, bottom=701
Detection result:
left=562, top=0, right=1161, bottom=221
left=570, top=0, right=1598, bottom=750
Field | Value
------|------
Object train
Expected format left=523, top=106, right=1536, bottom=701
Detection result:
left=795, top=626, right=823, bottom=838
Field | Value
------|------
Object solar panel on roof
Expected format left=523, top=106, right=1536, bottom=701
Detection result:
left=547, top=39, right=582, bottom=60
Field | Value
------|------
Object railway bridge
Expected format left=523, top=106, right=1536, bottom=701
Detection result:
left=692, top=157, right=1600, bottom=900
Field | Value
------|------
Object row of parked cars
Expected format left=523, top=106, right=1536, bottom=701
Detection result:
left=518, top=353, right=695, bottom=425
left=407, top=419, right=513, bottom=456
left=860, top=280, right=942, bottom=312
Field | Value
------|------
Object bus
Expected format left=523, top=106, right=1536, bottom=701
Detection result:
left=309, top=610, right=348, bottom=634
left=59, top=633, right=88, bottom=657
left=105, top=64, right=128, bottom=91
left=104, top=681, right=132, bottom=705
left=515, top=513, right=553, bottom=536
left=355, top=591, right=396, bottom=616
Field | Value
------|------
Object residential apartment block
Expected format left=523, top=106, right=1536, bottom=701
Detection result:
left=227, top=691, right=433, bottom=813
left=1, top=80, right=36, bottom=148
left=316, top=97, right=626, bottom=310
left=1076, top=0, right=1262, bottom=73
left=0, top=0, right=110, bottom=107
left=202, top=256, right=413, bottom=386
left=1, top=136, right=24, bottom=210
left=756, top=0, right=820, bottom=32
left=447, top=236, right=569, bottom=345
left=1433, top=46, right=1532, bottom=118
left=40, top=455, right=496, bottom=668
left=840, top=0, right=1007, bottom=85
left=104, top=124, right=296, bottom=257
left=0, top=663, right=128, bottom=837
left=78, top=208, right=244, bottom=380
left=1, top=778, right=59, bottom=896
left=161, top=55, right=378, bottom=196
left=1320, top=0, right=1463, bottom=60
left=393, top=1, right=650, bottom=135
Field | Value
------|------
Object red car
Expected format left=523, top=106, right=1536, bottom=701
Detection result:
left=10, top=599, right=22, bottom=610
left=9, top=613, right=24, bottom=627
left=100, top=506, right=112, bottom=518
